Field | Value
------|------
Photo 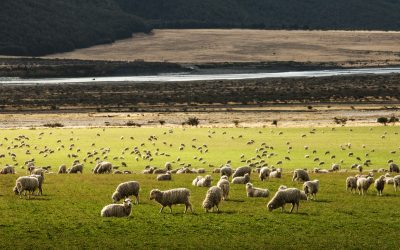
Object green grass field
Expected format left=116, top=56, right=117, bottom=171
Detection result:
left=1, top=126, right=400, bottom=249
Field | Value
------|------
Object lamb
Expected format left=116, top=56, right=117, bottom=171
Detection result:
left=303, top=180, right=319, bottom=200
left=101, top=198, right=132, bottom=217
left=246, top=183, right=269, bottom=198
left=346, top=176, right=358, bottom=193
left=292, top=169, right=310, bottom=182
left=149, top=188, right=192, bottom=213
left=58, top=164, right=67, bottom=174
left=232, top=166, right=251, bottom=178
left=389, top=163, right=399, bottom=173
left=374, top=175, right=385, bottom=196
left=269, top=168, right=282, bottom=178
left=112, top=181, right=140, bottom=204
left=356, top=177, right=374, bottom=195
left=30, top=174, right=44, bottom=195
left=259, top=167, right=270, bottom=181
left=0, top=165, right=15, bottom=174
left=267, top=188, right=306, bottom=213
left=217, top=176, right=230, bottom=200
left=157, top=171, right=172, bottom=181
left=68, top=164, right=83, bottom=174
left=232, top=173, right=250, bottom=184
left=202, top=186, right=223, bottom=212
left=192, top=176, right=202, bottom=186
left=94, top=161, right=112, bottom=174
left=220, top=165, right=232, bottom=177
left=195, top=175, right=212, bottom=187
left=393, top=175, right=400, bottom=191
left=14, top=176, right=39, bottom=199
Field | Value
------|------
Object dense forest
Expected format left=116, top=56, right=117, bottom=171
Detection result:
left=2, top=0, right=400, bottom=56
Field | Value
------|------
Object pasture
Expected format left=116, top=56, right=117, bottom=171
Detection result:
left=1, top=126, right=400, bottom=249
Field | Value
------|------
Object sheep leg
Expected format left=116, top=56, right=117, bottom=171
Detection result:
left=216, top=205, right=219, bottom=212
left=159, top=206, right=165, bottom=213
left=281, top=205, right=285, bottom=212
left=135, top=195, right=140, bottom=205
left=169, top=205, right=172, bottom=213
left=290, top=203, right=295, bottom=213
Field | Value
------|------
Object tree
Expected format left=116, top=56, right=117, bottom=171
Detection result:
left=388, top=115, right=399, bottom=125
left=272, top=120, right=278, bottom=127
left=186, top=117, right=199, bottom=126
left=377, top=117, right=388, bottom=126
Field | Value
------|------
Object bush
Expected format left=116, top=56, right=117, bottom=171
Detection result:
left=389, top=116, right=399, bottom=124
left=272, top=120, right=278, bottom=127
left=233, top=120, right=240, bottom=127
left=126, top=121, right=141, bottom=127
left=43, top=122, right=64, bottom=127
left=377, top=117, right=388, bottom=125
left=186, top=117, right=200, bottom=126
left=159, top=120, right=166, bottom=125
left=333, top=117, right=347, bottom=125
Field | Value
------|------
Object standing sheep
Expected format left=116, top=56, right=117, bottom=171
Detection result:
left=58, top=165, right=67, bottom=174
left=68, top=164, right=83, bottom=174
left=220, top=165, right=232, bottom=178
left=30, top=174, right=44, bottom=195
left=389, top=163, right=399, bottom=173
left=267, top=188, right=306, bottom=213
left=357, top=177, right=374, bottom=195
left=346, top=176, right=358, bottom=193
left=157, top=171, right=172, bottom=181
left=195, top=175, right=212, bottom=187
left=1, top=165, right=15, bottom=174
left=393, top=175, right=400, bottom=191
left=149, top=188, right=192, bottom=213
left=246, top=183, right=269, bottom=198
left=259, top=167, right=270, bottom=181
left=269, top=168, right=282, bottom=178
left=14, top=176, right=39, bottom=199
left=101, top=198, right=132, bottom=217
left=292, top=169, right=310, bottom=182
left=303, top=180, right=319, bottom=200
left=217, top=176, right=230, bottom=200
left=202, top=186, right=223, bottom=212
left=94, top=161, right=112, bottom=174
left=112, top=181, right=140, bottom=204
left=232, top=173, right=250, bottom=184
left=232, top=166, right=251, bottom=178
left=374, top=175, right=385, bottom=196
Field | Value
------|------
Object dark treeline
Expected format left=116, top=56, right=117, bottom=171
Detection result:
left=2, top=0, right=400, bottom=56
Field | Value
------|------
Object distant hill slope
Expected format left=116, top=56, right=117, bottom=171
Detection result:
left=2, top=0, right=400, bottom=56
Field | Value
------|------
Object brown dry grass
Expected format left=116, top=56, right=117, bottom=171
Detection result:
left=46, top=29, right=400, bottom=64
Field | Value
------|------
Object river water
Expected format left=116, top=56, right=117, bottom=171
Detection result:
left=1, top=67, right=400, bottom=84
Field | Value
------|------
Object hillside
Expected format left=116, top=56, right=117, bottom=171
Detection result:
left=2, top=0, right=400, bottom=56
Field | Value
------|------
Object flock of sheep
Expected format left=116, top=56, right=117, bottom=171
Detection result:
left=1, top=128, right=400, bottom=217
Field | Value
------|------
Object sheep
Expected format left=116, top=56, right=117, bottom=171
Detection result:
left=157, top=171, right=172, bottom=181
left=202, top=186, right=223, bottom=212
left=292, top=169, right=310, bottom=182
left=31, top=168, right=46, bottom=176
left=30, top=174, right=44, bottom=195
left=196, top=175, right=212, bottom=187
left=68, top=164, right=83, bottom=174
left=101, top=198, right=132, bottom=217
left=331, top=164, right=340, bottom=172
left=246, top=183, right=269, bottom=198
left=58, top=164, right=67, bottom=174
left=393, top=175, right=400, bottom=191
left=267, top=188, right=306, bottom=213
left=389, top=163, right=399, bottom=173
left=149, top=188, right=192, bottom=213
left=217, top=176, right=230, bottom=200
left=192, top=176, right=202, bottom=186
left=114, top=170, right=123, bottom=174
left=220, top=165, right=232, bottom=177
left=278, top=185, right=287, bottom=191
left=232, top=166, right=251, bottom=178
left=346, top=176, right=358, bottom=193
left=259, top=167, right=270, bottom=181
left=357, top=177, right=374, bottom=195
left=232, top=173, right=250, bottom=184
left=313, top=168, right=329, bottom=174
left=269, top=168, right=282, bottom=178
left=14, top=176, right=39, bottom=199
left=374, top=175, right=385, bottom=196
left=94, top=161, right=112, bottom=174
left=0, top=165, right=15, bottom=174
left=112, top=181, right=140, bottom=204
left=303, top=180, right=319, bottom=200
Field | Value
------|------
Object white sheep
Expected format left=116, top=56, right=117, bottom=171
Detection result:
left=357, top=177, right=374, bottom=195
left=58, top=165, right=67, bottom=174
left=202, top=186, right=223, bottom=212
left=232, top=166, right=251, bottom=178
left=1, top=165, right=15, bottom=174
left=94, top=161, right=112, bottom=174
left=217, top=176, right=230, bottom=200
left=14, top=176, right=39, bottom=199
left=149, top=188, right=192, bottom=213
left=112, top=181, right=140, bottom=204
left=259, top=167, right=270, bottom=181
left=101, top=198, right=132, bottom=217
left=303, top=180, right=319, bottom=200
left=269, top=168, right=282, bottom=178
left=393, top=175, right=400, bottom=191
left=374, top=175, right=385, bottom=196
left=68, top=164, right=83, bottom=174
left=292, top=169, right=310, bottom=182
left=192, top=176, right=202, bottom=186
left=267, top=188, right=307, bottom=213
left=246, top=183, right=269, bottom=198
left=157, top=171, right=172, bottom=181
left=232, top=173, right=250, bottom=184
left=331, top=164, right=340, bottom=172
left=195, top=175, right=212, bottom=187
left=30, top=174, right=44, bottom=195
left=346, top=176, right=358, bottom=193
left=220, top=165, right=232, bottom=177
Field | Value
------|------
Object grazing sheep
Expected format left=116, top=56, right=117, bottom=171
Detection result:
left=232, top=173, right=250, bottom=184
left=101, top=198, right=132, bottom=217
left=30, top=174, right=44, bottom=195
left=232, top=166, right=251, bottom=178
left=31, top=168, right=46, bottom=176
left=267, top=188, right=306, bottom=213
left=112, top=181, right=140, bottom=204
left=68, top=164, right=83, bottom=174
left=94, top=161, right=112, bottom=174
left=393, top=175, right=400, bottom=191
left=269, top=168, right=282, bottom=178
left=196, top=175, right=212, bottom=187
left=212, top=168, right=221, bottom=173
left=149, top=188, right=192, bottom=213
left=143, top=166, right=155, bottom=174
left=220, top=165, right=232, bottom=177
left=14, top=176, right=39, bottom=199
left=389, top=163, right=399, bottom=173
left=259, top=167, right=270, bottom=181
left=202, top=186, right=223, bottom=212
left=292, top=169, right=310, bottom=182
left=114, top=170, right=123, bottom=174
left=246, top=183, right=269, bottom=198
left=374, top=175, right=385, bottom=196
left=313, top=168, right=329, bottom=174
left=58, top=165, right=67, bottom=174
left=0, top=165, right=15, bottom=174
left=331, top=164, right=340, bottom=172
left=357, top=177, right=374, bottom=195
left=217, top=176, right=230, bottom=200
left=346, top=176, right=358, bottom=193
left=303, top=180, right=319, bottom=200
left=157, top=171, right=172, bottom=181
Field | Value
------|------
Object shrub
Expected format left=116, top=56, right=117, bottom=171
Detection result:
left=333, top=117, right=347, bottom=125
left=377, top=117, right=388, bottom=126
left=186, top=117, right=199, bottom=126
left=233, top=120, right=240, bottom=127
left=43, top=122, right=64, bottom=127
left=159, top=120, right=166, bottom=125
left=272, top=120, right=278, bottom=127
